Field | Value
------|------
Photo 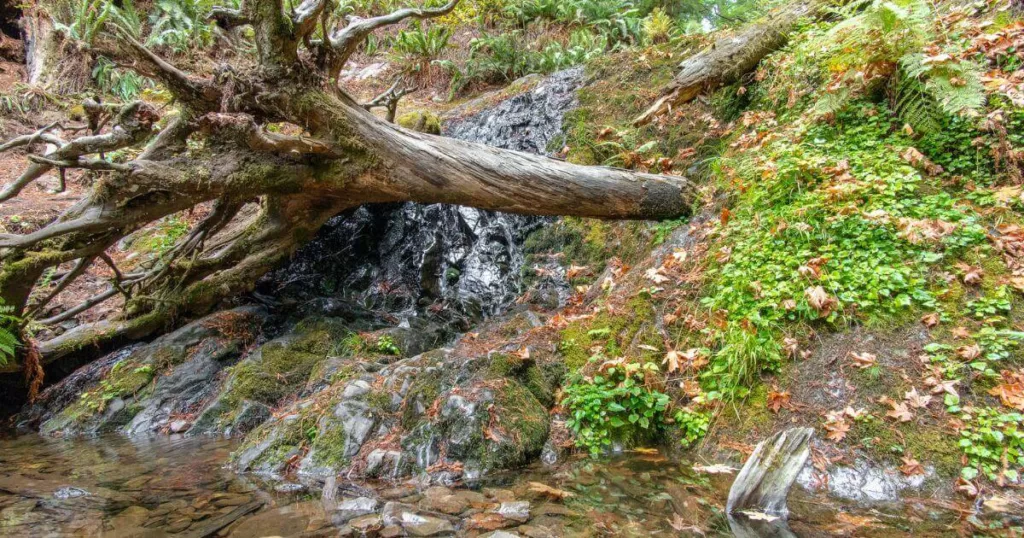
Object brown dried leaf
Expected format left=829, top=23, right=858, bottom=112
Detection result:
left=988, top=370, right=1024, bottom=411
left=904, top=387, right=933, bottom=409
left=921, top=312, right=940, bottom=328
left=886, top=401, right=914, bottom=422
left=899, top=456, right=925, bottom=476
left=767, top=390, right=791, bottom=413
left=805, top=286, right=836, bottom=315
left=850, top=351, right=877, bottom=369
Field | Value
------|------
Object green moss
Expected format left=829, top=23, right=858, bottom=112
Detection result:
left=480, top=380, right=549, bottom=469
left=401, top=368, right=445, bottom=429
left=310, top=421, right=349, bottom=468
left=558, top=294, right=658, bottom=371
left=396, top=110, right=441, bottom=134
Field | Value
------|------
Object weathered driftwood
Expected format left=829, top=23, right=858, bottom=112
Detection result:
left=726, top=426, right=814, bottom=517
left=633, top=0, right=825, bottom=126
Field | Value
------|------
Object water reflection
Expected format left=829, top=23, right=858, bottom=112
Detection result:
left=0, top=434, right=1008, bottom=537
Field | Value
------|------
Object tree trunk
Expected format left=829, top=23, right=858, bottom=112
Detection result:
left=634, top=0, right=825, bottom=126
left=21, top=1, right=55, bottom=86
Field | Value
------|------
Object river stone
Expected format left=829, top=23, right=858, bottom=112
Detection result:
left=727, top=427, right=813, bottom=518
left=480, top=532, right=522, bottom=538
left=494, top=501, right=531, bottom=523
left=796, top=458, right=931, bottom=502
left=397, top=511, right=454, bottom=536
left=333, top=497, right=379, bottom=524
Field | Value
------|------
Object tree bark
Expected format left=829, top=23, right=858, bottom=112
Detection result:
left=634, top=0, right=825, bottom=126
left=21, top=2, right=54, bottom=86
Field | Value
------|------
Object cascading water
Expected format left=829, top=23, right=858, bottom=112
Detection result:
left=264, top=67, right=584, bottom=325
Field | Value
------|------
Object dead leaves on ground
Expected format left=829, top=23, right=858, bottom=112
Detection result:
left=805, top=285, right=837, bottom=316
left=849, top=351, right=877, bottom=369
left=899, top=455, right=926, bottom=476
left=663, top=348, right=708, bottom=374
left=988, top=370, right=1024, bottom=410
left=767, top=389, right=792, bottom=413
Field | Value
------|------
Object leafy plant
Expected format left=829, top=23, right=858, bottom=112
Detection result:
left=92, top=56, right=150, bottom=100
left=0, top=300, right=19, bottom=367
left=562, top=358, right=670, bottom=455
left=52, top=0, right=116, bottom=44
left=147, top=0, right=215, bottom=53
left=393, top=23, right=451, bottom=67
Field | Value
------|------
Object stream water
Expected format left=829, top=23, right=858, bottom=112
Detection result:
left=0, top=433, right=993, bottom=537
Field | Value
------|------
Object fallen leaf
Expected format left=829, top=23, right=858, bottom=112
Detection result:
left=988, top=370, right=1024, bottom=410
left=886, top=401, right=914, bottom=422
left=645, top=267, right=670, bottom=284
left=823, top=411, right=851, bottom=442
left=899, top=456, right=925, bottom=476
left=956, top=477, right=978, bottom=497
left=952, top=326, right=971, bottom=339
left=566, top=265, right=590, bottom=279
left=904, top=387, right=933, bottom=409
left=850, top=351, right=877, bottom=369
left=926, top=377, right=960, bottom=397
left=692, top=463, right=738, bottom=474
left=720, top=207, right=732, bottom=226
left=738, top=510, right=779, bottom=522
left=516, top=347, right=530, bottom=360
left=767, top=390, right=792, bottom=413
left=783, top=337, right=799, bottom=358
left=663, top=349, right=681, bottom=373
left=921, top=312, right=940, bottom=328
left=957, top=344, right=982, bottom=361
left=527, top=482, right=575, bottom=499
left=805, top=285, right=836, bottom=315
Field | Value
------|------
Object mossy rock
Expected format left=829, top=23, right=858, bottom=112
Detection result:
left=397, top=110, right=441, bottom=135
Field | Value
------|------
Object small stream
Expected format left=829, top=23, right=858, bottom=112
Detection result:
left=0, top=434, right=986, bottom=537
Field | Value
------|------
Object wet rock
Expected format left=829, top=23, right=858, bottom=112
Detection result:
left=480, top=532, right=522, bottom=538
left=727, top=427, right=813, bottom=518
left=797, top=458, right=931, bottom=503
left=24, top=307, right=267, bottom=436
left=494, top=501, right=531, bottom=523
left=109, top=505, right=150, bottom=529
left=333, top=497, right=379, bottom=524
left=349, top=514, right=383, bottom=536
left=53, top=486, right=89, bottom=499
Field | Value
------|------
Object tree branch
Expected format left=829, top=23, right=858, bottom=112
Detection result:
left=329, top=0, right=460, bottom=69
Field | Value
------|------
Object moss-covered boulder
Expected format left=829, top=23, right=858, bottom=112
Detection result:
left=232, top=344, right=560, bottom=482
left=22, top=307, right=267, bottom=436
left=396, top=110, right=442, bottom=134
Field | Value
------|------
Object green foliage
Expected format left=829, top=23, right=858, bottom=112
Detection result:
left=642, top=7, right=673, bottom=44
left=147, top=0, right=215, bottom=53
left=700, top=103, right=992, bottom=399
left=92, top=56, right=151, bottom=100
left=959, top=408, right=1024, bottom=482
left=563, top=358, right=670, bottom=455
left=441, top=29, right=604, bottom=95
left=52, top=0, right=117, bottom=44
left=0, top=300, right=20, bottom=367
left=674, top=407, right=710, bottom=448
left=392, top=23, right=451, bottom=64
left=374, top=335, right=401, bottom=355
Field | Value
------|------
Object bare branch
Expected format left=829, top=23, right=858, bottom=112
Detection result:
left=0, top=102, right=158, bottom=202
left=25, top=257, right=95, bottom=319
left=362, top=78, right=417, bottom=123
left=199, top=113, right=347, bottom=157
left=36, top=287, right=120, bottom=326
left=329, top=0, right=459, bottom=68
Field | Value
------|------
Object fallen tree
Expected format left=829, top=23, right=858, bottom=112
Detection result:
left=633, top=0, right=826, bottom=126
left=0, top=0, right=696, bottom=369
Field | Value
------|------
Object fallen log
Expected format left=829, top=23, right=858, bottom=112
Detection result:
left=634, top=0, right=826, bottom=126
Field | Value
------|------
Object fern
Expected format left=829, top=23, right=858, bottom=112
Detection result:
left=0, top=301, right=20, bottom=367
left=890, top=71, right=943, bottom=133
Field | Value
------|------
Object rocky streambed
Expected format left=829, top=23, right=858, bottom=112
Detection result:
left=0, top=433, right=997, bottom=537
